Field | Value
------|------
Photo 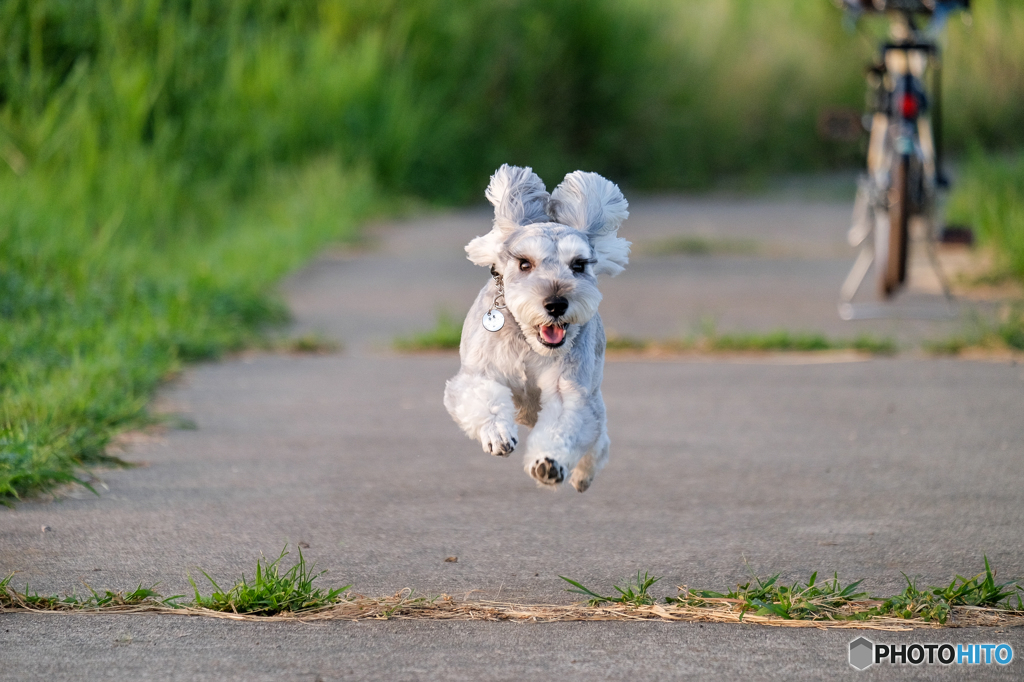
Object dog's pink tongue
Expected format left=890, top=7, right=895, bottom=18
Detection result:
left=540, top=325, right=565, bottom=344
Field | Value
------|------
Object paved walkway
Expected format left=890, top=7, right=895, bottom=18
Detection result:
left=2, top=197, right=1022, bottom=680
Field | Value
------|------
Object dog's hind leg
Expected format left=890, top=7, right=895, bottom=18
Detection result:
left=569, top=429, right=609, bottom=493
left=444, top=373, right=519, bottom=457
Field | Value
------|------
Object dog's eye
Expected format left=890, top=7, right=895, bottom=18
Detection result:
left=570, top=259, right=588, bottom=274
left=518, top=259, right=532, bottom=272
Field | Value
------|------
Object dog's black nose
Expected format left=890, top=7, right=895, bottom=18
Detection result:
left=544, top=296, right=568, bottom=318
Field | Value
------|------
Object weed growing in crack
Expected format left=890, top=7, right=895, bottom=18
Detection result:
left=4, top=554, right=1021, bottom=625
left=188, top=546, right=350, bottom=615
left=873, top=557, right=1023, bottom=624
left=669, top=570, right=868, bottom=621
left=0, top=573, right=181, bottom=610
left=560, top=571, right=661, bottom=607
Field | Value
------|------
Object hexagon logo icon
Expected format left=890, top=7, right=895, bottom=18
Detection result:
left=849, top=637, right=874, bottom=670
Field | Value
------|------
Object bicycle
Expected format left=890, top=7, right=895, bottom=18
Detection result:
left=837, top=0, right=969, bottom=316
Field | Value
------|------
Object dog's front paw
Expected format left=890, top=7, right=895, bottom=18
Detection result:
left=529, top=457, right=565, bottom=486
left=479, top=422, right=517, bottom=457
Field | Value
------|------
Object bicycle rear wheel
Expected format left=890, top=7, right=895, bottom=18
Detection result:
left=880, top=154, right=910, bottom=297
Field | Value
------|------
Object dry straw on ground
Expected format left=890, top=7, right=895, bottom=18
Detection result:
left=4, top=590, right=1023, bottom=631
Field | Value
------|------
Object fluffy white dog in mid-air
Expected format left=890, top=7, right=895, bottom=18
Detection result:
left=444, top=164, right=629, bottom=492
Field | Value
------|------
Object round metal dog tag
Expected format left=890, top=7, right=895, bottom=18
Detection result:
left=482, top=309, right=504, bottom=332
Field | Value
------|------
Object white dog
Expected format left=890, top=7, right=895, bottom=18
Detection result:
left=444, top=165, right=629, bottom=492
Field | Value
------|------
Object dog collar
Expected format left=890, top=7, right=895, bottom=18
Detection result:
left=482, top=266, right=507, bottom=332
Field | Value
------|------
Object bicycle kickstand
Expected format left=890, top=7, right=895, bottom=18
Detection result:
left=838, top=179, right=877, bottom=320
left=924, top=226, right=955, bottom=304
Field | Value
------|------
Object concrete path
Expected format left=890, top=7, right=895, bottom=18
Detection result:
left=2, top=196, right=1023, bottom=680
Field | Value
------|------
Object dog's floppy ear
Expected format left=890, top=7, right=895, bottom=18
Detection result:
left=549, top=171, right=630, bottom=276
left=466, top=165, right=550, bottom=268
left=485, top=164, right=550, bottom=226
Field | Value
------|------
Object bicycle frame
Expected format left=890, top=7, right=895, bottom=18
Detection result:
left=868, top=44, right=935, bottom=180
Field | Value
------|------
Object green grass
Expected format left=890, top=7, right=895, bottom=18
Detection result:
left=948, top=151, right=1024, bottom=284
left=922, top=337, right=971, bottom=356
left=710, top=331, right=835, bottom=352
left=604, top=336, right=651, bottom=352
left=923, top=303, right=1024, bottom=354
left=0, top=573, right=181, bottom=610
left=394, top=313, right=464, bottom=351
left=5, top=554, right=1022, bottom=624
left=560, top=572, right=661, bottom=607
left=873, top=557, right=1024, bottom=624
left=0, top=162, right=382, bottom=505
left=706, top=331, right=896, bottom=354
left=606, top=330, right=897, bottom=355
left=640, top=236, right=759, bottom=257
left=2, top=545, right=348, bottom=615
left=670, top=570, right=868, bottom=621
left=398, top=317, right=898, bottom=355
left=189, top=546, right=350, bottom=615
left=670, top=563, right=1023, bottom=624
left=272, top=333, right=342, bottom=355
left=564, top=557, right=1024, bottom=624
left=1002, top=307, right=1024, bottom=349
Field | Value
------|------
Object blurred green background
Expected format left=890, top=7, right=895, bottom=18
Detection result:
left=2, top=0, right=1022, bottom=500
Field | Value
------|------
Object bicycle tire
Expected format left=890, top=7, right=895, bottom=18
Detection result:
left=881, top=154, right=910, bottom=297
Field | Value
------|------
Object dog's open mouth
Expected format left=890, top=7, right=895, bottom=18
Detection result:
left=539, top=324, right=567, bottom=347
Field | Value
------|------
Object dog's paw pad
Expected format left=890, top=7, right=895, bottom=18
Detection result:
left=530, top=458, right=565, bottom=485
left=480, top=425, right=516, bottom=457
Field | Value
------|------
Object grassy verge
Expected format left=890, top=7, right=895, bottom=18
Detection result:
left=689, top=330, right=895, bottom=354
left=394, top=313, right=464, bottom=352
left=922, top=303, right=1024, bottom=355
left=545, top=330, right=893, bottom=354
left=4, top=552, right=1021, bottom=628
left=947, top=151, right=1024, bottom=285
left=0, top=163, right=382, bottom=505
left=397, top=315, right=897, bottom=355
left=639, top=236, right=759, bottom=257
left=270, top=333, right=343, bottom=356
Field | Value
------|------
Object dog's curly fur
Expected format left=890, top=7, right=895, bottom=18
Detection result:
left=444, top=165, right=629, bottom=492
